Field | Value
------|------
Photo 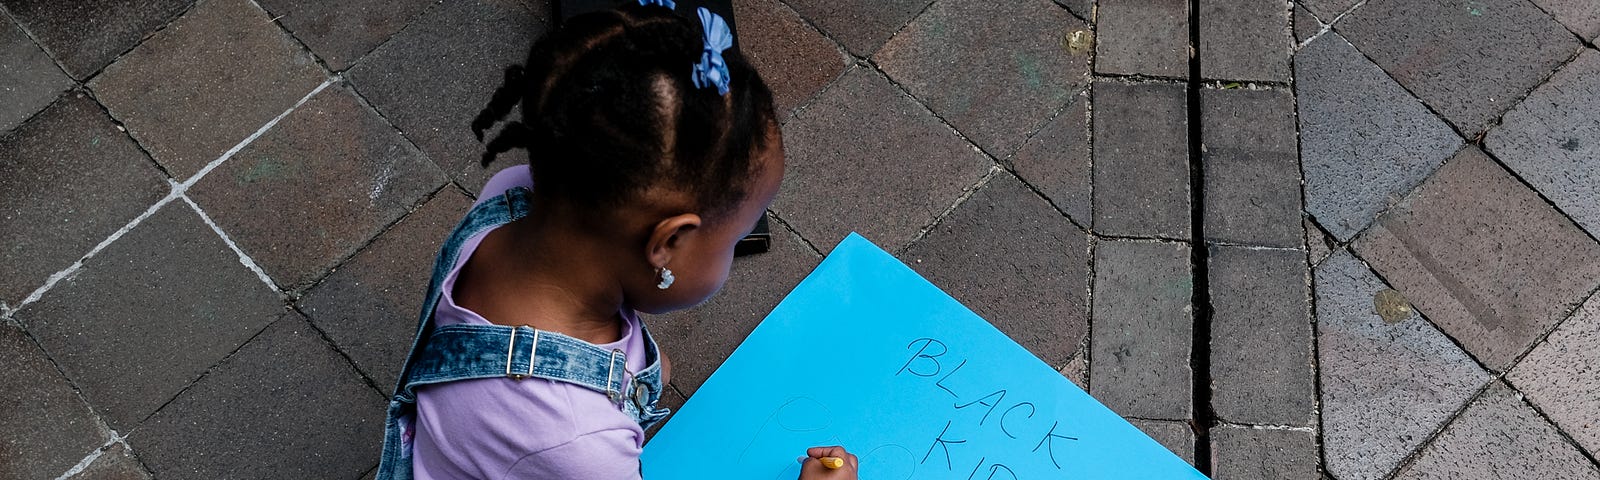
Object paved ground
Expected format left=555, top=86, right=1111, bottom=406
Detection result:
left=2, top=0, right=1598, bottom=478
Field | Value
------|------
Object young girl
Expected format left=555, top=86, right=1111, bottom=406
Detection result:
left=375, top=2, right=858, bottom=479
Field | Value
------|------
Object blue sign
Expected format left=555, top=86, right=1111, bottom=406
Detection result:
left=644, top=233, right=1207, bottom=479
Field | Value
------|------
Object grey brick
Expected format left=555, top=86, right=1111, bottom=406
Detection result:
left=1200, top=0, right=1291, bottom=82
left=1129, top=418, right=1195, bottom=465
left=1210, top=425, right=1319, bottom=480
left=1090, top=239, right=1192, bottom=420
left=0, top=16, right=71, bottom=132
left=0, top=0, right=192, bottom=79
left=1293, top=4, right=1323, bottom=44
left=0, top=94, right=168, bottom=306
left=1338, top=0, right=1581, bottom=135
left=771, top=67, right=991, bottom=251
left=88, top=0, right=325, bottom=178
left=255, top=0, right=436, bottom=71
left=1201, top=87, right=1302, bottom=247
left=1299, top=0, right=1359, bottom=21
left=1209, top=246, right=1314, bottom=427
left=133, top=314, right=386, bottom=480
left=1295, top=33, right=1460, bottom=241
left=73, top=443, right=154, bottom=480
left=298, top=189, right=473, bottom=390
left=780, top=0, right=931, bottom=56
left=0, top=324, right=108, bottom=480
left=1485, top=50, right=1600, bottom=240
left=1305, top=218, right=1336, bottom=267
left=1093, top=81, right=1190, bottom=238
left=347, top=0, right=546, bottom=190
left=1011, top=90, right=1091, bottom=226
left=1508, top=291, right=1600, bottom=455
left=1316, top=250, right=1488, bottom=480
left=14, top=204, right=284, bottom=431
left=1354, top=147, right=1600, bottom=370
left=1095, top=0, right=1190, bottom=78
left=733, top=0, right=847, bottom=115
left=904, top=173, right=1092, bottom=369
left=1531, top=0, right=1600, bottom=40
left=187, top=85, right=446, bottom=292
left=1393, top=381, right=1600, bottom=480
left=877, top=0, right=1091, bottom=157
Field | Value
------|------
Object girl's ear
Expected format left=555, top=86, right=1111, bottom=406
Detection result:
left=646, top=213, right=703, bottom=269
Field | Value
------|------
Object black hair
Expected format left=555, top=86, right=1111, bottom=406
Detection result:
left=473, top=4, right=778, bottom=220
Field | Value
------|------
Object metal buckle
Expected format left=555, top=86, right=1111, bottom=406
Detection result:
left=505, top=327, right=537, bottom=380
left=631, top=377, right=652, bottom=413
left=606, top=348, right=626, bottom=405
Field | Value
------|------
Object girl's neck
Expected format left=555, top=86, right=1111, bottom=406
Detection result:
left=452, top=209, right=629, bottom=345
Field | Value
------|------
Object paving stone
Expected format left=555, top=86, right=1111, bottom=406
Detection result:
left=0, top=324, right=108, bottom=480
left=771, top=67, right=991, bottom=250
left=1354, top=147, right=1600, bottom=370
left=649, top=217, right=821, bottom=395
left=0, top=16, right=71, bottom=133
left=1210, top=425, right=1319, bottom=480
left=1092, top=81, right=1190, bottom=238
left=1508, top=291, right=1600, bottom=455
left=1060, top=351, right=1089, bottom=390
left=0, top=94, right=168, bottom=306
left=1337, top=0, right=1580, bottom=136
left=72, top=443, right=154, bottom=480
left=88, top=0, right=324, bottom=179
left=1300, top=0, right=1359, bottom=20
left=1209, top=246, right=1314, bottom=427
left=347, top=0, right=545, bottom=191
left=298, top=189, right=472, bottom=390
left=1485, top=50, right=1600, bottom=239
left=14, top=204, right=284, bottom=431
left=1009, top=90, right=1091, bottom=226
left=1095, top=0, right=1189, bottom=78
left=1531, top=0, right=1600, bottom=40
left=1293, top=4, right=1324, bottom=44
left=733, top=0, right=847, bottom=115
left=903, top=173, right=1092, bottom=369
left=1054, top=0, right=1094, bottom=21
left=877, top=0, right=1091, bottom=157
left=1305, top=218, right=1335, bottom=267
left=133, top=314, right=386, bottom=480
left=1295, top=33, right=1461, bottom=241
left=0, top=0, right=193, bottom=79
left=1393, top=381, right=1600, bottom=480
left=188, top=86, right=447, bottom=292
left=781, top=0, right=931, bottom=56
left=1199, top=0, right=1291, bottom=82
left=1201, top=88, right=1301, bottom=247
left=255, top=0, right=435, bottom=71
left=1090, top=239, right=1192, bottom=420
left=1315, top=250, right=1489, bottom=480
left=1128, top=418, right=1195, bottom=465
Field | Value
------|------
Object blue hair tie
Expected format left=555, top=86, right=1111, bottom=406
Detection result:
left=637, top=0, right=675, bottom=9
left=691, top=7, right=733, bottom=95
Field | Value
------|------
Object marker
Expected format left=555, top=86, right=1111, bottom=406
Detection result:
left=795, top=456, right=847, bottom=469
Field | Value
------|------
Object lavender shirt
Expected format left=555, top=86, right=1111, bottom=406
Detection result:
left=412, top=166, right=649, bottom=479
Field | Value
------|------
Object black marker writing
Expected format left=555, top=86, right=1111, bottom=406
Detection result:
left=921, top=421, right=967, bottom=470
left=1031, top=420, right=1080, bottom=469
left=935, top=359, right=969, bottom=398
left=964, top=458, right=1018, bottom=480
left=999, top=402, right=1036, bottom=439
left=897, top=338, right=947, bottom=377
left=953, top=389, right=1006, bottom=425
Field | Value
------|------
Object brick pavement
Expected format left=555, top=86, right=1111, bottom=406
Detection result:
left=2, top=0, right=1598, bottom=478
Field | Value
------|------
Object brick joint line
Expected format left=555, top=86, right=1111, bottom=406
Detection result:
left=181, top=195, right=282, bottom=294
left=1187, top=0, right=1216, bottom=473
left=53, top=429, right=127, bottom=480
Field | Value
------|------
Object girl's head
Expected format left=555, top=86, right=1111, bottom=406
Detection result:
left=474, top=3, right=781, bottom=314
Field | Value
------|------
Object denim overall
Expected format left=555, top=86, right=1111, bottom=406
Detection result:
left=376, top=187, right=671, bottom=480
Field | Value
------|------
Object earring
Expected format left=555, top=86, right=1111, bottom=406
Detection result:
left=656, top=267, right=676, bottom=290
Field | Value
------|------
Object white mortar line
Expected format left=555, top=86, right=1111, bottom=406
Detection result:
left=54, top=430, right=125, bottom=480
left=10, top=78, right=334, bottom=313
left=178, top=77, right=336, bottom=191
left=181, top=195, right=281, bottom=293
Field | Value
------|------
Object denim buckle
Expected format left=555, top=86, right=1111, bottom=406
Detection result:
left=606, top=348, right=626, bottom=405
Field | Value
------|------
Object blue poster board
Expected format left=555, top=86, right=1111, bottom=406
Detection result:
left=643, top=233, right=1207, bottom=479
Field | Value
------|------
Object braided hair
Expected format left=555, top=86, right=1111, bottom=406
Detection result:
left=473, top=4, right=778, bottom=220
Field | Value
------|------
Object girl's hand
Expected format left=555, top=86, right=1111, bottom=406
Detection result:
left=797, top=445, right=858, bottom=480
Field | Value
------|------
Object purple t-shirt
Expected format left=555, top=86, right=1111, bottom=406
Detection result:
left=412, top=166, right=649, bottom=479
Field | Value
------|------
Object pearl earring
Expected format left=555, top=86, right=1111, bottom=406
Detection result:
left=656, top=267, right=675, bottom=290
